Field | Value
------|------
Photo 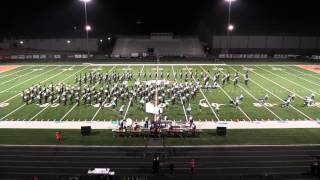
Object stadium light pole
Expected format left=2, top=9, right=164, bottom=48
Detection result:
left=225, top=0, right=236, bottom=53
left=80, top=0, right=91, bottom=57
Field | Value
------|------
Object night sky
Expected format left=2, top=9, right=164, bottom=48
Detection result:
left=1, top=0, right=320, bottom=38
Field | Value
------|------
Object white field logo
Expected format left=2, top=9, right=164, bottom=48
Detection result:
left=253, top=103, right=277, bottom=108
left=0, top=102, right=9, bottom=108
left=272, top=67, right=285, bottom=71
left=32, top=68, right=43, bottom=71
left=152, top=68, right=164, bottom=71
left=310, top=102, right=320, bottom=108
left=199, top=99, right=225, bottom=108
left=213, top=67, right=224, bottom=71
left=61, top=68, right=74, bottom=71
left=36, top=103, right=60, bottom=108
left=243, top=67, right=254, bottom=71
left=90, top=68, right=103, bottom=71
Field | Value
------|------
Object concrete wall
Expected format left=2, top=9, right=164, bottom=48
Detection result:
left=212, top=35, right=320, bottom=50
left=0, top=42, right=10, bottom=49
left=3, top=38, right=98, bottom=52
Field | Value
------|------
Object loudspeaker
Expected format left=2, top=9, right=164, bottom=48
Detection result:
left=216, top=126, right=227, bottom=136
left=81, top=126, right=91, bottom=136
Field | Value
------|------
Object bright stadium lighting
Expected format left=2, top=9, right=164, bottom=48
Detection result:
left=85, top=25, right=91, bottom=31
left=107, top=37, right=111, bottom=41
left=228, top=24, right=235, bottom=31
left=225, top=0, right=237, bottom=52
left=80, top=0, right=92, bottom=56
left=19, top=41, right=24, bottom=45
left=67, top=40, right=71, bottom=44
left=100, top=39, right=103, bottom=43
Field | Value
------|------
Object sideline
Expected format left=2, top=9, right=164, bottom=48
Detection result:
left=0, top=144, right=320, bottom=148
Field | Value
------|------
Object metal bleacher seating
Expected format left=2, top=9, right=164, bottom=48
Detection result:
left=112, top=35, right=205, bottom=58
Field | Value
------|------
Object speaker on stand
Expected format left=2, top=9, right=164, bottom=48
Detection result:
left=81, top=126, right=92, bottom=136
left=216, top=126, right=227, bottom=136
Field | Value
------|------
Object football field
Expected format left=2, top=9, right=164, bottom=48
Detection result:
left=0, top=63, right=320, bottom=124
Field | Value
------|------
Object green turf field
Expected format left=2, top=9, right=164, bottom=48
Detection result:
left=0, top=64, right=320, bottom=122
left=1, top=128, right=320, bottom=146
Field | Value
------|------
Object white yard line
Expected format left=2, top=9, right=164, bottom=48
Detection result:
left=248, top=68, right=313, bottom=120
left=0, top=66, right=67, bottom=121
left=0, top=105, right=26, bottom=121
left=200, top=65, right=252, bottom=121
left=186, top=65, right=220, bottom=121
left=0, top=66, right=56, bottom=94
left=171, top=66, right=188, bottom=121
left=1, top=67, right=60, bottom=103
left=29, top=66, right=89, bottom=121
left=0, top=67, right=40, bottom=87
left=281, top=66, right=320, bottom=87
left=61, top=67, right=115, bottom=121
left=0, top=66, right=33, bottom=79
left=13, top=64, right=316, bottom=67
left=287, top=66, right=320, bottom=80
left=90, top=66, right=131, bottom=121
left=154, top=59, right=160, bottom=122
left=251, top=67, right=305, bottom=100
left=2, top=119, right=319, bottom=130
left=228, top=66, right=282, bottom=120
left=121, top=66, right=145, bottom=121
left=256, top=66, right=320, bottom=96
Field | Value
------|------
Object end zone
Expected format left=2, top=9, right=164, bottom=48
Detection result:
left=0, top=66, right=19, bottom=73
left=298, top=65, right=320, bottom=74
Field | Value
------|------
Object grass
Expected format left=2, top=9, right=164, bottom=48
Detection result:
left=2, top=63, right=320, bottom=146
left=1, top=64, right=320, bottom=122
left=0, top=128, right=320, bottom=146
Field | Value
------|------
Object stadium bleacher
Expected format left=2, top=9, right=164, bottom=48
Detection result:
left=112, top=34, right=205, bottom=58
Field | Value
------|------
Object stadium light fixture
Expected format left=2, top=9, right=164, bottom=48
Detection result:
left=80, top=0, right=91, bottom=56
left=85, top=25, right=92, bottom=32
left=225, top=0, right=236, bottom=31
left=107, top=37, right=111, bottom=41
left=19, top=41, right=24, bottom=45
left=225, top=0, right=237, bottom=52
left=100, top=39, right=103, bottom=43
left=67, top=40, right=71, bottom=44
left=228, top=24, right=235, bottom=31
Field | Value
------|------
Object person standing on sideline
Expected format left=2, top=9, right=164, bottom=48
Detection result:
left=190, top=159, right=196, bottom=174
